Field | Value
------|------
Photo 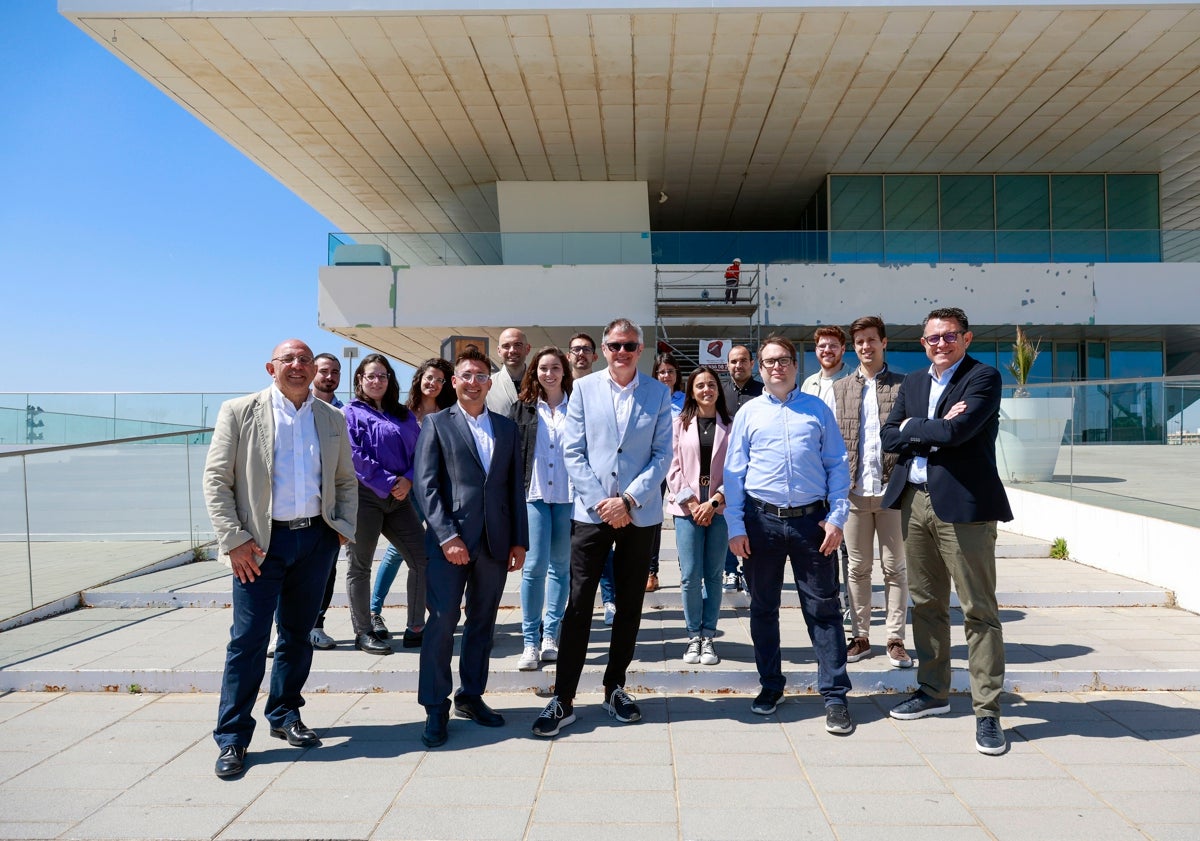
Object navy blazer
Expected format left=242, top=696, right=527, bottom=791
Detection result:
left=880, top=354, right=1013, bottom=524
left=415, top=404, right=530, bottom=560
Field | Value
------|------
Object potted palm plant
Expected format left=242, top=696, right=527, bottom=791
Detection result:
left=996, top=327, right=1074, bottom=482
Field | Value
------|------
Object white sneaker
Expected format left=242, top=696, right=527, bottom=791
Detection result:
left=603, top=602, right=616, bottom=626
left=700, top=637, right=720, bottom=665
left=309, top=628, right=336, bottom=650
left=540, top=636, right=558, bottom=662
left=682, top=637, right=702, bottom=664
left=722, top=572, right=738, bottom=592
left=517, top=644, right=540, bottom=671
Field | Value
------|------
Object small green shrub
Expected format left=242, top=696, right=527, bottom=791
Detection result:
left=1049, top=537, right=1069, bottom=560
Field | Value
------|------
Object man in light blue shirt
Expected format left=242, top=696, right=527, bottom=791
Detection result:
left=724, top=334, right=854, bottom=735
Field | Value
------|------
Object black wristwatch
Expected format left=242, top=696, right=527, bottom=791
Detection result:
left=710, top=498, right=720, bottom=509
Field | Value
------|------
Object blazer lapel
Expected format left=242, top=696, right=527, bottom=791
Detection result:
left=936, top=355, right=976, bottom=416
left=253, top=388, right=275, bottom=474
left=450, top=407, right=485, bottom=472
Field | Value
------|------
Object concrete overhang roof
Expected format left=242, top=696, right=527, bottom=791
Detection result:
left=62, top=2, right=1200, bottom=233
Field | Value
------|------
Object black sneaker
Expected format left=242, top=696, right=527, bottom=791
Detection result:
left=976, top=716, right=1007, bottom=755
left=531, top=696, right=575, bottom=737
left=751, top=687, right=784, bottom=715
left=889, top=690, right=951, bottom=720
left=602, top=686, right=641, bottom=723
left=825, top=704, right=854, bottom=735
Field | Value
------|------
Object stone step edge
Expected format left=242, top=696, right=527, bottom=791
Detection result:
left=82, top=588, right=1174, bottom=611
left=4, top=667, right=1196, bottom=695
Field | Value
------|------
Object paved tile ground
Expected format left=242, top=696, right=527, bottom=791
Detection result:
left=1, top=689, right=1197, bottom=840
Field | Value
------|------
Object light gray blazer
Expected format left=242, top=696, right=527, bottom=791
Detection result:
left=203, top=387, right=358, bottom=564
left=563, top=372, right=673, bottom=528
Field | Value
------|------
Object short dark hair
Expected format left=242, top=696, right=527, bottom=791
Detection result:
left=925, top=307, right=969, bottom=332
left=759, top=333, right=796, bottom=359
left=848, top=316, right=887, bottom=342
left=813, top=325, right=847, bottom=346
left=454, top=347, right=493, bottom=372
left=568, top=332, right=596, bottom=352
left=652, top=352, right=683, bottom=393
left=313, top=352, right=340, bottom=367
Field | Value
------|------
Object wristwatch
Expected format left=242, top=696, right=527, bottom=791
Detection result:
left=710, top=498, right=720, bottom=509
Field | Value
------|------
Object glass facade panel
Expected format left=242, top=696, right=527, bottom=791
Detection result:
left=996, top=175, right=1050, bottom=230
left=1053, top=343, right=1081, bottom=380
left=940, top=175, right=995, bottom=230
left=1051, top=175, right=1105, bottom=229
left=1107, top=174, right=1159, bottom=230
left=885, top=175, right=938, bottom=229
left=881, top=342, right=927, bottom=377
left=830, top=176, right=883, bottom=230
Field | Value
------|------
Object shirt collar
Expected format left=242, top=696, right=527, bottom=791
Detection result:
left=605, top=370, right=639, bottom=392
left=765, top=386, right=799, bottom=405
left=538, top=392, right=568, bottom=410
left=927, top=357, right=965, bottom=385
left=270, top=385, right=313, bottom=414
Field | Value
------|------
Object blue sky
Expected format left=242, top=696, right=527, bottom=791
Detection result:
left=2, top=3, right=364, bottom=394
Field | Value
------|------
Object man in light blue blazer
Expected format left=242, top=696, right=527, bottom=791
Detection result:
left=532, top=318, right=673, bottom=736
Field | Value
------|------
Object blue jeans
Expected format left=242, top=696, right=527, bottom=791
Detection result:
left=599, top=550, right=616, bottom=604
left=214, top=521, right=338, bottom=749
left=674, top=514, right=727, bottom=637
left=521, top=500, right=572, bottom=648
left=743, top=503, right=851, bottom=706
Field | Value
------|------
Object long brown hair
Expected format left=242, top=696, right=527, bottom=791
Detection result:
left=406, top=358, right=456, bottom=413
left=679, top=366, right=731, bottom=430
left=518, top=346, right=574, bottom=404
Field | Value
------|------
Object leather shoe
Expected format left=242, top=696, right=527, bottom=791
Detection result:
left=214, top=745, right=246, bottom=778
left=422, top=710, right=449, bottom=748
left=454, top=694, right=505, bottom=727
left=402, top=628, right=423, bottom=649
left=355, top=633, right=392, bottom=655
left=270, top=720, right=320, bottom=748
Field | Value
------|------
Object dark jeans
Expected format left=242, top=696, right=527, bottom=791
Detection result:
left=743, top=503, right=850, bottom=706
left=418, top=542, right=509, bottom=712
left=346, top=485, right=427, bottom=636
left=553, top=521, right=656, bottom=703
left=213, top=521, right=339, bottom=749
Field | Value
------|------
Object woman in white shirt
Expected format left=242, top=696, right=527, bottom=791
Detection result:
left=509, top=346, right=575, bottom=671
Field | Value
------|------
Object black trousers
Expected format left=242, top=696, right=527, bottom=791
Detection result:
left=552, top=520, right=656, bottom=703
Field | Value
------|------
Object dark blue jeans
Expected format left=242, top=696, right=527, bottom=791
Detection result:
left=743, top=504, right=850, bottom=706
left=214, top=521, right=339, bottom=749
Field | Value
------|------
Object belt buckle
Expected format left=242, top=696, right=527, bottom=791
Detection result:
left=699, top=476, right=710, bottom=487
left=289, top=517, right=312, bottom=530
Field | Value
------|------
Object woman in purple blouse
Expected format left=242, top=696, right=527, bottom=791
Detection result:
left=344, top=354, right=428, bottom=655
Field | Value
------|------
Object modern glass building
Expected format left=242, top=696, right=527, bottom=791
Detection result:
left=61, top=1, right=1200, bottom=410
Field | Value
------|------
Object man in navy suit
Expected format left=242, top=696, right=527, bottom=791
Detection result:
left=415, top=348, right=529, bottom=748
left=532, top=318, right=673, bottom=736
left=880, top=307, right=1013, bottom=756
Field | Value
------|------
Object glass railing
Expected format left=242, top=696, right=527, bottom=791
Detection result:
left=997, top=376, right=1200, bottom=527
left=0, top=393, right=251, bottom=448
left=329, top=229, right=1199, bottom=267
left=0, top=428, right=213, bottom=623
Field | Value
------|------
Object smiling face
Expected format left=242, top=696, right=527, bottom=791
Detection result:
left=358, top=361, right=390, bottom=405
left=314, top=357, right=341, bottom=397
left=758, top=340, right=798, bottom=399
left=497, top=328, right=531, bottom=372
left=655, top=362, right=678, bottom=391
left=922, top=316, right=972, bottom=374
left=265, top=339, right=316, bottom=407
left=453, top=358, right=492, bottom=415
left=602, top=326, right=643, bottom=385
left=815, top=334, right=845, bottom=373
left=536, top=351, right=564, bottom=396
left=568, top=338, right=597, bottom=376
left=852, top=327, right=887, bottom=375
left=691, top=370, right=720, bottom=411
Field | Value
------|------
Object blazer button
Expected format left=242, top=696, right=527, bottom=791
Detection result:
left=611, top=471, right=617, bottom=476
left=617, top=448, right=623, bottom=453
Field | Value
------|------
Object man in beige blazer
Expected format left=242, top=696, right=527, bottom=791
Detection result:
left=204, top=339, right=357, bottom=778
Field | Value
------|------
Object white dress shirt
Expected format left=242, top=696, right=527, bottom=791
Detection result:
left=857, top=370, right=883, bottom=496
left=528, top=394, right=572, bottom=504
left=269, top=386, right=322, bottom=520
left=463, top=405, right=495, bottom=475
left=907, top=358, right=965, bottom=484
left=607, top=370, right=639, bottom=440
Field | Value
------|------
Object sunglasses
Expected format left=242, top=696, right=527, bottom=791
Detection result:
left=604, top=341, right=640, bottom=353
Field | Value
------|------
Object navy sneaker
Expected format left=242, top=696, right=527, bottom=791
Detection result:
left=889, top=690, right=951, bottom=720
left=751, top=687, right=784, bottom=715
left=976, top=716, right=1007, bottom=755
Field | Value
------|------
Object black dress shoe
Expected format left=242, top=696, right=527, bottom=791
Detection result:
left=270, top=720, right=321, bottom=748
left=422, top=711, right=449, bottom=748
left=355, top=633, right=392, bottom=655
left=370, top=613, right=391, bottom=640
left=215, top=745, right=246, bottom=778
left=454, top=694, right=505, bottom=727
left=402, top=628, right=423, bottom=649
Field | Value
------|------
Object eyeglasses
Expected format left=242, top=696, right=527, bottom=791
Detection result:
left=272, top=355, right=314, bottom=366
left=604, top=341, right=640, bottom=353
left=759, top=356, right=795, bottom=369
left=362, top=373, right=390, bottom=383
left=456, top=372, right=491, bottom=384
left=922, top=332, right=961, bottom=346
left=815, top=343, right=843, bottom=351
left=568, top=346, right=595, bottom=356
left=421, top=375, right=445, bottom=385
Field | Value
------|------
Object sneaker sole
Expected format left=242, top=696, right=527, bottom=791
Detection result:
left=889, top=702, right=951, bottom=721
left=310, top=640, right=336, bottom=650
left=682, top=656, right=701, bottom=665
left=889, top=657, right=914, bottom=668
left=532, top=712, right=575, bottom=737
left=825, top=719, right=854, bottom=735
left=700, top=657, right=720, bottom=666
left=751, top=696, right=784, bottom=715
left=517, top=662, right=540, bottom=671
left=977, top=739, right=1007, bottom=755
left=846, top=651, right=872, bottom=663
left=602, top=703, right=641, bottom=723
left=540, top=653, right=558, bottom=662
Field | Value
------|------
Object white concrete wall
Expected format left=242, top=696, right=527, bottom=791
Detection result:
left=497, top=181, right=652, bottom=264
left=318, top=265, right=394, bottom=329
left=761, top=262, right=1200, bottom=327
left=1005, top=487, right=1200, bottom=614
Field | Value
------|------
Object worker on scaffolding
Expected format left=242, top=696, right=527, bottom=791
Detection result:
left=724, top=258, right=742, bottom=304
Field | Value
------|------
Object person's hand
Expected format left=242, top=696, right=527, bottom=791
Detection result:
left=229, top=540, right=266, bottom=583
left=443, top=537, right=470, bottom=565
left=337, top=533, right=349, bottom=546
left=596, top=497, right=631, bottom=528
left=729, top=535, right=751, bottom=558
left=690, top=499, right=715, bottom=527
left=507, top=546, right=526, bottom=572
left=390, top=476, right=412, bottom=501
left=945, top=400, right=968, bottom=420
left=818, top=521, right=843, bottom=556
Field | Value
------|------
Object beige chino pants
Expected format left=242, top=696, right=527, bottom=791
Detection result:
left=844, top=491, right=908, bottom=642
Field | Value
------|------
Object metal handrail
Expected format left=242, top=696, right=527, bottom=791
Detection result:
left=0, top=428, right=213, bottom=458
